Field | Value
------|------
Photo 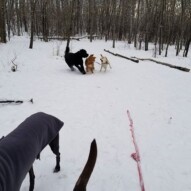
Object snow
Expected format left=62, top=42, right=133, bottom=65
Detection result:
left=0, top=36, right=191, bottom=191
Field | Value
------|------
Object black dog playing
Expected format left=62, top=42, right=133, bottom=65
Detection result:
left=64, top=46, right=89, bottom=74
left=0, top=112, right=64, bottom=191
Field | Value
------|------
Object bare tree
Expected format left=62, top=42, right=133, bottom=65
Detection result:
left=176, top=0, right=185, bottom=56
left=29, top=0, right=38, bottom=49
left=165, top=0, right=176, bottom=57
left=0, top=0, right=6, bottom=43
left=66, top=0, right=75, bottom=47
left=144, top=0, right=151, bottom=51
left=41, top=0, right=48, bottom=42
left=112, top=0, right=117, bottom=48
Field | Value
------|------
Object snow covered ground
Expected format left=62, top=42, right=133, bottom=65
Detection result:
left=0, top=36, right=191, bottom=191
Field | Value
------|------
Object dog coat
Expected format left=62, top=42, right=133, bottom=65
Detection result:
left=0, top=112, right=64, bottom=191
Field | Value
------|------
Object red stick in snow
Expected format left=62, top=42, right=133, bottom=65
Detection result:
left=127, top=110, right=145, bottom=191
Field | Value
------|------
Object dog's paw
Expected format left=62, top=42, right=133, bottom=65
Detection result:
left=54, top=166, right=60, bottom=173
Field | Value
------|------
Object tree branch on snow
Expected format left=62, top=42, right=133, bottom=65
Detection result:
left=0, top=98, right=33, bottom=104
left=104, top=49, right=139, bottom=63
left=132, top=57, right=190, bottom=72
left=38, top=35, right=99, bottom=41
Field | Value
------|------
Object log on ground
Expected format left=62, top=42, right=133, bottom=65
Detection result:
left=104, top=49, right=139, bottom=63
left=132, top=57, right=190, bottom=72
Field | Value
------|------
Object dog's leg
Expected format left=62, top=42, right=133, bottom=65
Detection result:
left=76, top=65, right=86, bottom=74
left=29, top=166, right=35, bottom=191
left=70, top=66, right=75, bottom=71
left=80, top=65, right=86, bottom=74
left=104, top=65, right=107, bottom=72
left=87, top=67, right=90, bottom=73
left=49, top=134, right=61, bottom=172
left=100, top=65, right=103, bottom=72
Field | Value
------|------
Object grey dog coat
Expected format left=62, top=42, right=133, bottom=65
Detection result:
left=0, top=112, right=64, bottom=191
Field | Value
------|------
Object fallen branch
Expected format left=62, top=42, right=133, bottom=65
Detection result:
left=132, top=57, right=190, bottom=72
left=38, top=37, right=79, bottom=41
left=104, top=49, right=139, bottom=63
left=39, top=36, right=83, bottom=41
left=38, top=35, right=99, bottom=41
left=0, top=98, right=33, bottom=104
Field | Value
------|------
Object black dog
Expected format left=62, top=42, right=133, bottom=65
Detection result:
left=0, top=112, right=64, bottom=191
left=64, top=46, right=89, bottom=74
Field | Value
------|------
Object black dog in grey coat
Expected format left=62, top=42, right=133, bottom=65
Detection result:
left=64, top=46, right=89, bottom=74
left=0, top=112, right=64, bottom=191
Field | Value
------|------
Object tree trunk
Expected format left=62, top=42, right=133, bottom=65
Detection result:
left=159, top=0, right=165, bottom=55
left=183, top=38, right=191, bottom=57
left=88, top=0, right=93, bottom=42
left=29, top=0, right=37, bottom=49
left=134, top=0, right=141, bottom=48
left=176, top=0, right=185, bottom=56
left=42, top=1, right=48, bottom=42
left=0, top=0, right=6, bottom=43
left=144, top=0, right=150, bottom=51
left=66, top=0, right=75, bottom=48
left=22, top=0, right=28, bottom=32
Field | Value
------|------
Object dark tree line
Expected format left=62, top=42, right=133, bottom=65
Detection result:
left=0, top=0, right=190, bottom=56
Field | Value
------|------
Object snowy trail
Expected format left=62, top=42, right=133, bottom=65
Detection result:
left=0, top=36, right=191, bottom=191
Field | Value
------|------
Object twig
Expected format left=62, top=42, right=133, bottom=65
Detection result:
left=10, top=53, right=18, bottom=72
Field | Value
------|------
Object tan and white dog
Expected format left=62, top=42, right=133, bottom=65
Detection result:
left=100, top=54, right=112, bottom=72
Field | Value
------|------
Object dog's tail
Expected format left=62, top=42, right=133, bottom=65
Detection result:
left=73, top=139, right=97, bottom=191
left=65, top=46, right=70, bottom=54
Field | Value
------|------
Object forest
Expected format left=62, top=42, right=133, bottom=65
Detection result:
left=0, top=0, right=191, bottom=57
